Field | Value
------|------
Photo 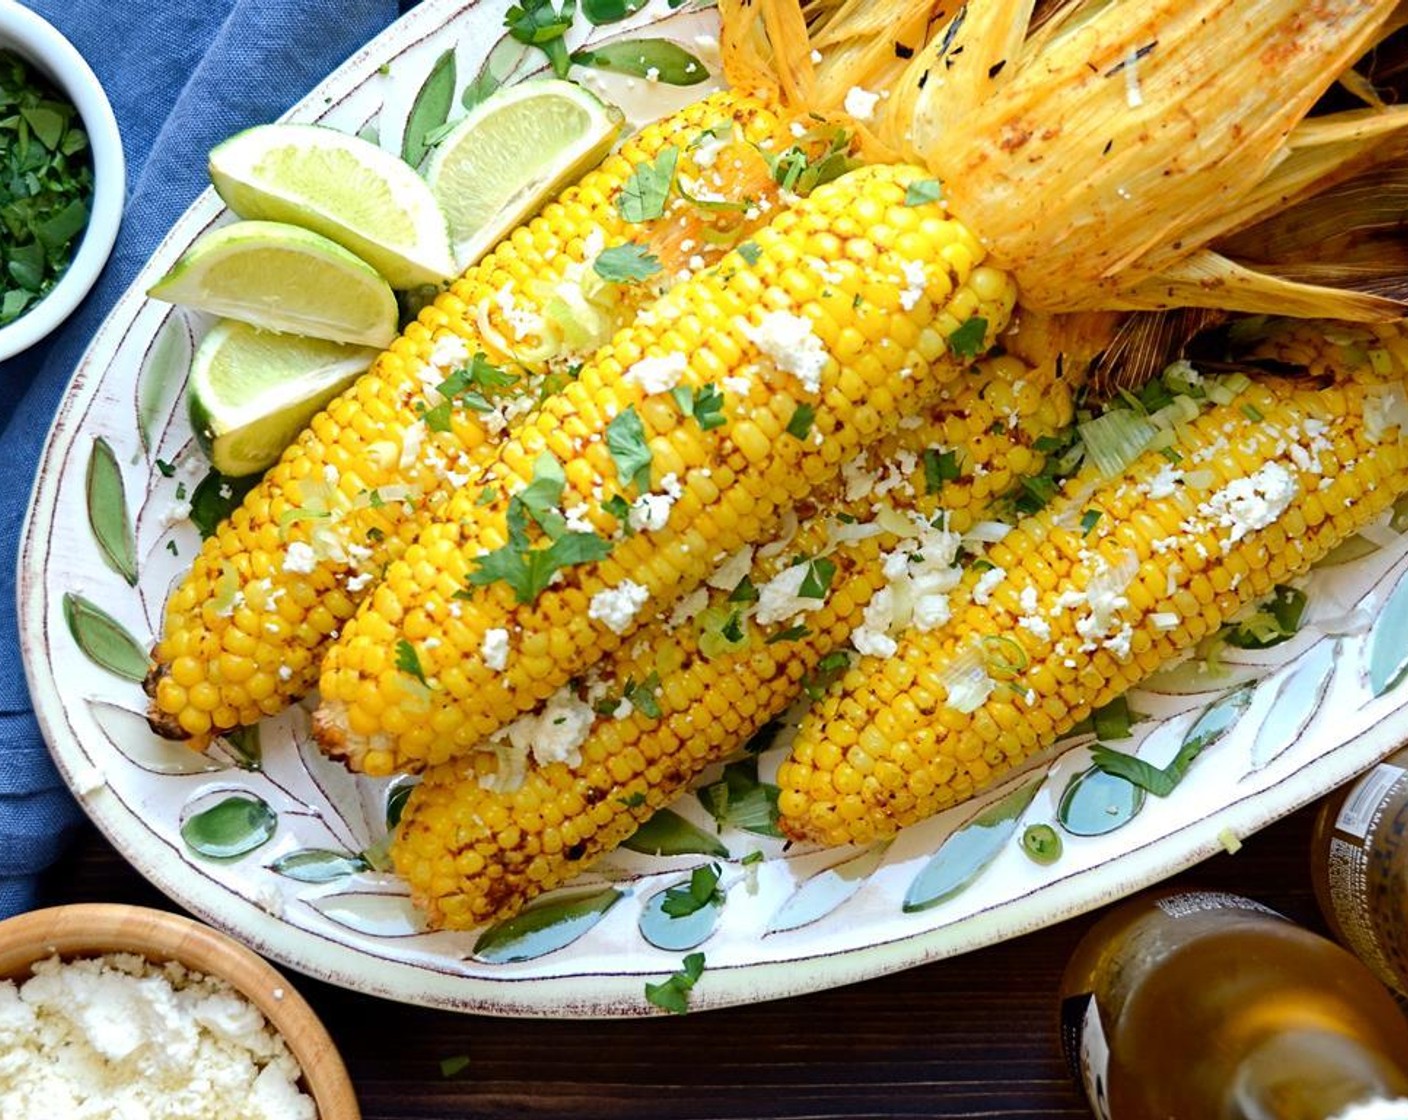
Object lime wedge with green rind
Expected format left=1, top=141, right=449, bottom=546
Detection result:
left=188, top=319, right=377, bottom=477
left=148, top=220, right=399, bottom=348
left=423, top=78, right=624, bottom=271
left=209, top=123, right=456, bottom=289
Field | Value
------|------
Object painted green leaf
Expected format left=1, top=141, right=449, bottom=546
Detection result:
left=269, top=848, right=370, bottom=883
left=765, top=843, right=889, bottom=935
left=308, top=891, right=424, bottom=937
left=622, top=808, right=729, bottom=857
left=571, top=39, right=709, bottom=85
left=697, top=757, right=782, bottom=837
left=219, top=725, right=262, bottom=771
left=87, top=700, right=225, bottom=775
left=403, top=47, right=456, bottom=167
left=639, top=874, right=724, bottom=951
left=1315, top=532, right=1381, bottom=569
left=1248, top=641, right=1335, bottom=772
left=180, top=794, right=277, bottom=859
left=582, top=0, right=647, bottom=24
left=462, top=34, right=529, bottom=112
left=386, top=777, right=416, bottom=830
left=138, top=313, right=191, bottom=455
left=473, top=886, right=623, bottom=963
left=903, top=778, right=1041, bottom=913
left=1058, top=765, right=1146, bottom=837
left=86, top=437, right=137, bottom=585
left=63, top=593, right=148, bottom=682
left=1371, top=573, right=1408, bottom=696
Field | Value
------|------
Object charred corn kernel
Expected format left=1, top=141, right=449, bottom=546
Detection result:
left=144, top=90, right=813, bottom=747
left=778, top=366, right=1408, bottom=847
left=389, top=325, right=1096, bottom=926
left=314, top=163, right=1019, bottom=774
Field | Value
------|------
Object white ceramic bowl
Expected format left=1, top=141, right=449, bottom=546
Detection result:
left=0, top=3, right=124, bottom=361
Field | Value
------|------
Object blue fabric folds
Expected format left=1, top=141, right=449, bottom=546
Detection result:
left=0, top=0, right=404, bottom=918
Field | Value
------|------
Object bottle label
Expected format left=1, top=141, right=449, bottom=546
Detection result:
left=1060, top=992, right=1113, bottom=1120
left=1336, top=763, right=1408, bottom=839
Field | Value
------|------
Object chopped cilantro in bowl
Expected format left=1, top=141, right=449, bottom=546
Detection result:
left=0, top=4, right=124, bottom=360
left=0, top=48, right=95, bottom=328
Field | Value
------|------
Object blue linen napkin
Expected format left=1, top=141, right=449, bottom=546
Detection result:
left=0, top=0, right=409, bottom=918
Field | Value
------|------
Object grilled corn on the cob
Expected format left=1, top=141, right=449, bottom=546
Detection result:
left=392, top=321, right=1094, bottom=926
left=777, top=363, right=1408, bottom=845
left=313, top=162, right=1017, bottom=775
left=145, top=90, right=813, bottom=745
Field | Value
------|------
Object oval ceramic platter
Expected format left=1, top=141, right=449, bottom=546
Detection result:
left=18, top=0, right=1408, bottom=1017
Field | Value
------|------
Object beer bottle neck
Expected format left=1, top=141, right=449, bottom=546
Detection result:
left=1228, top=1029, right=1408, bottom=1120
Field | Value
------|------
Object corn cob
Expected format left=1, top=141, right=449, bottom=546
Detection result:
left=313, top=162, right=1018, bottom=776
left=144, top=90, right=812, bottom=745
left=777, top=362, right=1408, bottom=846
left=392, top=319, right=1095, bottom=927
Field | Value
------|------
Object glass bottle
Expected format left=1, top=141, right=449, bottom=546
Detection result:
left=1059, top=888, right=1408, bottom=1120
left=1311, top=747, right=1408, bottom=998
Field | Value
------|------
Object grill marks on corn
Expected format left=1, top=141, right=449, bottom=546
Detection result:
left=777, top=370, right=1408, bottom=846
left=144, top=91, right=807, bottom=746
left=315, top=163, right=1019, bottom=776
left=390, top=345, right=1081, bottom=928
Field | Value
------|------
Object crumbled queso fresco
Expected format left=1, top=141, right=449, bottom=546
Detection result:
left=0, top=953, right=316, bottom=1120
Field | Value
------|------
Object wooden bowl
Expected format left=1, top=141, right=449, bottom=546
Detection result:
left=0, top=903, right=360, bottom=1119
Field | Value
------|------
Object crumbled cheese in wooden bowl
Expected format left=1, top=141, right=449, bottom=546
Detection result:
left=0, top=952, right=316, bottom=1119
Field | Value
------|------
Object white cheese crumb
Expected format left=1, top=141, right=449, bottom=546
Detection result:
left=755, top=563, right=825, bottom=626
left=972, top=566, right=1006, bottom=605
left=481, top=628, right=510, bottom=671
left=589, top=580, right=650, bottom=634
left=0, top=954, right=315, bottom=1120
left=624, top=351, right=689, bottom=395
left=281, top=542, right=317, bottom=575
left=486, top=687, right=596, bottom=788
left=843, top=85, right=882, bottom=121
left=1199, top=462, right=1299, bottom=551
left=742, top=310, right=831, bottom=393
left=898, top=258, right=928, bottom=311
left=629, top=490, right=676, bottom=532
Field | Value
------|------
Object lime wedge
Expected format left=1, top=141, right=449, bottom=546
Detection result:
left=188, top=320, right=378, bottom=477
left=424, top=79, right=624, bottom=270
left=148, top=221, right=400, bottom=348
left=208, top=124, right=456, bottom=289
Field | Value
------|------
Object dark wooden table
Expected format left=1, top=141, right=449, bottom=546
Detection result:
left=36, top=800, right=1332, bottom=1120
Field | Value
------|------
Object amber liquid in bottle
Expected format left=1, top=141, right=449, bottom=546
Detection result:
left=1059, top=889, right=1408, bottom=1120
left=1312, top=747, right=1408, bottom=998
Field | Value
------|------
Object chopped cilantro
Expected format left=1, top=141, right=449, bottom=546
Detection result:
left=759, top=127, right=857, bottom=194
left=766, top=624, right=812, bottom=644
left=617, top=146, right=678, bottom=223
left=1092, top=695, right=1134, bottom=741
left=785, top=402, right=816, bottom=440
left=904, top=178, right=942, bottom=206
left=661, top=864, right=722, bottom=918
left=618, top=791, right=648, bottom=808
left=1222, top=584, right=1307, bottom=650
left=475, top=485, right=499, bottom=506
left=728, top=576, right=759, bottom=603
left=720, top=609, right=745, bottom=643
left=607, top=405, right=653, bottom=490
left=1090, top=738, right=1203, bottom=798
left=922, top=447, right=960, bottom=492
left=601, top=492, right=633, bottom=528
left=593, top=242, right=662, bottom=283
left=624, top=671, right=663, bottom=719
left=395, top=640, right=429, bottom=686
left=947, top=315, right=989, bottom=360
left=1, top=50, right=93, bottom=327
left=419, top=353, right=519, bottom=431
left=798, top=556, right=837, bottom=600
left=189, top=470, right=258, bottom=539
left=155, top=458, right=176, bottom=478
left=1080, top=509, right=1103, bottom=536
left=737, top=240, right=762, bottom=265
left=672, top=382, right=727, bottom=430
left=644, top=951, right=705, bottom=1014
left=504, top=0, right=577, bottom=77
left=803, top=649, right=851, bottom=700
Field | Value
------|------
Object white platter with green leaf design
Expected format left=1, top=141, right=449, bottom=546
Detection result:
left=18, top=0, right=1408, bottom=1017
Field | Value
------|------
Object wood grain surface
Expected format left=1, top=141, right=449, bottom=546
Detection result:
left=39, top=803, right=1330, bottom=1120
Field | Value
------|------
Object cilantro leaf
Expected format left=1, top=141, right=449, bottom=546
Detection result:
left=785, top=402, right=816, bottom=440
left=904, top=178, right=942, bottom=206
left=766, top=624, right=812, bottom=644
left=617, top=146, right=679, bottom=222
left=1090, top=736, right=1205, bottom=798
left=947, top=316, right=989, bottom=360
left=798, top=557, right=837, bottom=599
left=601, top=493, right=632, bottom=527
left=644, top=952, right=705, bottom=1014
left=672, top=382, right=727, bottom=431
left=504, top=0, right=577, bottom=77
left=803, top=649, right=851, bottom=700
left=594, top=242, right=662, bottom=283
left=395, top=640, right=429, bottom=686
left=661, top=864, right=722, bottom=918
left=736, top=240, right=762, bottom=266
left=607, top=405, right=653, bottom=491
left=623, top=671, right=663, bottom=719
left=728, top=576, right=759, bottom=603
left=922, top=448, right=960, bottom=492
